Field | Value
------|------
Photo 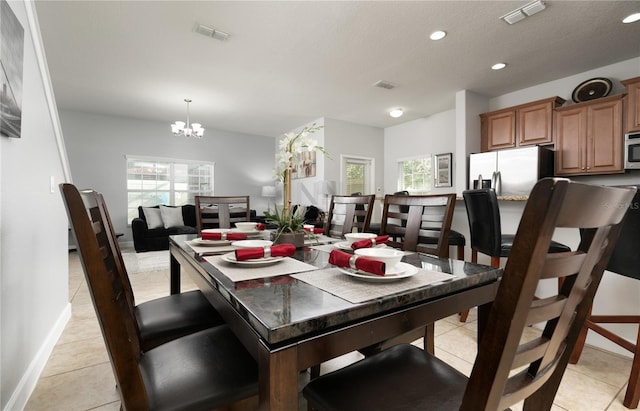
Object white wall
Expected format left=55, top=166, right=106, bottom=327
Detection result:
left=60, top=110, right=276, bottom=243
left=278, top=117, right=385, bottom=212
left=383, top=109, right=457, bottom=195
left=1, top=2, right=69, bottom=409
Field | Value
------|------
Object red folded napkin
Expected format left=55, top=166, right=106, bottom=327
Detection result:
left=328, top=249, right=386, bottom=276
left=235, top=244, right=296, bottom=261
left=304, top=227, right=325, bottom=234
left=256, top=223, right=266, bottom=231
left=350, top=235, right=390, bottom=250
left=201, top=232, right=247, bottom=241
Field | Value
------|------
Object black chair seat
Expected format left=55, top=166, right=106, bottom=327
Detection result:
left=419, top=229, right=466, bottom=246
left=498, top=234, right=571, bottom=257
left=304, top=344, right=467, bottom=411
left=140, top=325, right=258, bottom=411
left=135, top=290, right=224, bottom=344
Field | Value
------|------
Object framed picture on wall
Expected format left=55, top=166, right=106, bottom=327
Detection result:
left=434, top=153, right=452, bottom=188
left=291, top=150, right=317, bottom=179
left=0, top=0, right=24, bottom=138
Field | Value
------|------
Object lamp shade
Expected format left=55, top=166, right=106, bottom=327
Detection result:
left=262, top=186, right=277, bottom=197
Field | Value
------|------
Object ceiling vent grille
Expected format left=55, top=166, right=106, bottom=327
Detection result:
left=373, top=80, right=397, bottom=90
left=195, top=24, right=229, bottom=41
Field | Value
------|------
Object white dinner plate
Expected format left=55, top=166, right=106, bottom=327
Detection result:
left=220, top=252, right=284, bottom=266
left=334, top=241, right=353, bottom=250
left=337, top=262, right=418, bottom=282
left=192, top=238, right=231, bottom=246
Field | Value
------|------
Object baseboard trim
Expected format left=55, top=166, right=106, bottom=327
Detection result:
left=4, top=303, right=71, bottom=411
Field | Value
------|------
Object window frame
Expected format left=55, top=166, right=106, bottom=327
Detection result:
left=126, top=155, right=214, bottom=223
left=397, top=155, right=432, bottom=194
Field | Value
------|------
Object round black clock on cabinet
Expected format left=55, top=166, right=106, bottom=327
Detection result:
left=572, top=77, right=612, bottom=103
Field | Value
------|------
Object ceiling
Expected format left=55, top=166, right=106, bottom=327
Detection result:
left=34, top=1, right=640, bottom=138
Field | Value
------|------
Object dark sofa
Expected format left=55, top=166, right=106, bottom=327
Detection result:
left=131, top=205, right=198, bottom=252
left=132, top=204, right=258, bottom=252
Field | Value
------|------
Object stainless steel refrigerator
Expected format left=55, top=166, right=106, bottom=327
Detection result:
left=468, top=146, right=554, bottom=196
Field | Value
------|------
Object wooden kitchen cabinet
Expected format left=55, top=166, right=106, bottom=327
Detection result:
left=622, top=76, right=640, bottom=133
left=555, top=94, right=624, bottom=176
left=480, top=96, right=565, bottom=152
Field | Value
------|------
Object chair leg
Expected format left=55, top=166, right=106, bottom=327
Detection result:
left=570, top=312, right=592, bottom=364
left=458, top=245, right=470, bottom=322
left=424, top=323, right=435, bottom=354
left=623, top=325, right=640, bottom=408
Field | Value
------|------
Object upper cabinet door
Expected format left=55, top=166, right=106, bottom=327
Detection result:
left=518, top=100, right=555, bottom=146
left=555, top=94, right=624, bottom=176
left=482, top=110, right=516, bottom=151
left=622, top=77, right=640, bottom=133
left=480, top=96, right=565, bottom=152
left=588, top=97, right=623, bottom=174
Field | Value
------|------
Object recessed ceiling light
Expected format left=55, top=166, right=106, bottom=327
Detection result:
left=430, top=30, right=447, bottom=41
left=389, top=108, right=404, bottom=118
left=623, top=12, right=640, bottom=23
left=492, top=63, right=507, bottom=70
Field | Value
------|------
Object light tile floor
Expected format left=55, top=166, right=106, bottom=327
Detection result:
left=25, top=248, right=634, bottom=411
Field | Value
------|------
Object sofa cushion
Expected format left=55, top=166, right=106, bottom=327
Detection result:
left=160, top=205, right=185, bottom=229
left=143, top=207, right=164, bottom=229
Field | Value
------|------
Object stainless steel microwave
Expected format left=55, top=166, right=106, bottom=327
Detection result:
left=625, top=132, right=640, bottom=169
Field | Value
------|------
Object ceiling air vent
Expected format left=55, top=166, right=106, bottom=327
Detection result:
left=195, top=24, right=230, bottom=41
left=373, top=80, right=397, bottom=90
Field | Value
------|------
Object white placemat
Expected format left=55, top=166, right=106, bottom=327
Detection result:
left=291, top=267, right=453, bottom=303
left=205, top=255, right=318, bottom=282
left=186, top=240, right=237, bottom=255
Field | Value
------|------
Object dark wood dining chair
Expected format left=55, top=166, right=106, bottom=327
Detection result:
left=570, top=185, right=640, bottom=409
left=61, top=183, right=258, bottom=410
left=195, top=195, right=251, bottom=233
left=459, top=188, right=571, bottom=322
left=325, top=194, right=375, bottom=238
left=303, top=178, right=636, bottom=411
left=370, top=193, right=456, bottom=353
left=380, top=193, right=456, bottom=257
left=64, top=185, right=224, bottom=351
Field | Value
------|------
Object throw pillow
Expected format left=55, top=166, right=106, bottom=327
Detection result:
left=142, top=207, right=164, bottom=229
left=160, top=205, right=185, bottom=229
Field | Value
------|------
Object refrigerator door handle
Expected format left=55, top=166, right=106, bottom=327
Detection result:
left=493, top=171, right=502, bottom=196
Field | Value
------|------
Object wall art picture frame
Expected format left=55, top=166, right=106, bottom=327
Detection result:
left=1, top=0, right=24, bottom=138
left=434, top=153, right=452, bottom=188
left=291, top=150, right=317, bottom=179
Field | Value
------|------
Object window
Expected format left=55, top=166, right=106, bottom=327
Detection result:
left=340, top=155, right=373, bottom=195
left=126, top=156, right=214, bottom=222
left=398, top=157, right=432, bottom=194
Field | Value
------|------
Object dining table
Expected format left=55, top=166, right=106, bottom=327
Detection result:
left=169, top=233, right=502, bottom=411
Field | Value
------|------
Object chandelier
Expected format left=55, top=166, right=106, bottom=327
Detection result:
left=171, top=98, right=204, bottom=138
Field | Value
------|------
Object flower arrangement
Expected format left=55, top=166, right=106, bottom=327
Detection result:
left=274, top=123, right=328, bottom=213
left=267, top=123, right=328, bottom=245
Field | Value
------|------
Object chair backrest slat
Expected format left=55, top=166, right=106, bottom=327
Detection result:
left=325, top=194, right=375, bottom=238
left=380, top=193, right=456, bottom=256
left=460, top=178, right=636, bottom=411
left=195, top=195, right=251, bottom=232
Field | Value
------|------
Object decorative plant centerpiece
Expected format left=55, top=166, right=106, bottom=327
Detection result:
left=266, top=123, right=328, bottom=247
left=264, top=204, right=308, bottom=247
